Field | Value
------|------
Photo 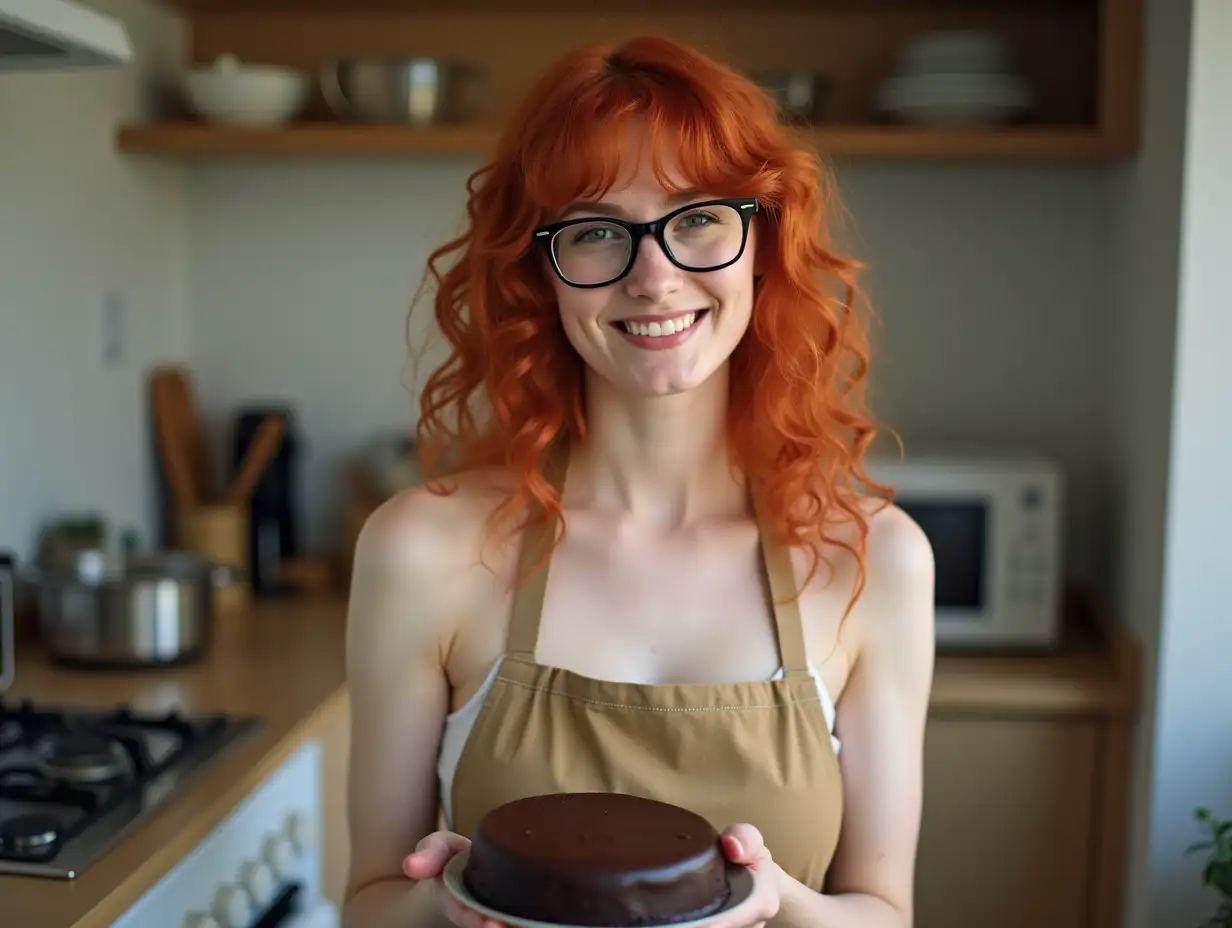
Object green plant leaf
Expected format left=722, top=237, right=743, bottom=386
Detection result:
left=1206, top=860, right=1232, bottom=898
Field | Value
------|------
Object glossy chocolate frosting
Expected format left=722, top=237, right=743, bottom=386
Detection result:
left=463, top=792, right=731, bottom=926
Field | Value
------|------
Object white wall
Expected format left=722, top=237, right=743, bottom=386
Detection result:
left=186, top=158, right=1114, bottom=569
left=184, top=156, right=478, bottom=550
left=1142, top=1, right=1232, bottom=923
left=0, top=0, right=188, bottom=561
left=1099, top=0, right=1192, bottom=923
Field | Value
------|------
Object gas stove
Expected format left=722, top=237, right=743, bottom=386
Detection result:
left=0, top=696, right=261, bottom=879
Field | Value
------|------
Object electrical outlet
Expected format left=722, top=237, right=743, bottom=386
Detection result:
left=100, top=291, right=125, bottom=367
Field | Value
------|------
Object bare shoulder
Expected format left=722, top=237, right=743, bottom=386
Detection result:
left=346, top=468, right=519, bottom=659
left=861, top=499, right=935, bottom=587
left=797, top=496, right=934, bottom=658
left=354, top=468, right=514, bottom=573
left=851, top=498, right=936, bottom=663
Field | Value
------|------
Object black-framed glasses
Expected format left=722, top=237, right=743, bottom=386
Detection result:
left=533, top=197, right=759, bottom=289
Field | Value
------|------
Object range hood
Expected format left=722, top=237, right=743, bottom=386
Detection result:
left=0, top=0, right=133, bottom=71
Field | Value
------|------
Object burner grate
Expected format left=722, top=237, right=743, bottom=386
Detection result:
left=0, top=767, right=101, bottom=812
left=0, top=696, right=262, bottom=878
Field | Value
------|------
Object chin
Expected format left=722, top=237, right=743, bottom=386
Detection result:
left=619, top=360, right=725, bottom=398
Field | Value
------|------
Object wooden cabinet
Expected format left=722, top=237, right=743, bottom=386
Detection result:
left=918, top=599, right=1139, bottom=928
left=918, top=717, right=1099, bottom=928
left=123, top=0, right=1142, bottom=161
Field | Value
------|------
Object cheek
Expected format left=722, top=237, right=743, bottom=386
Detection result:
left=709, top=264, right=756, bottom=317
left=553, top=287, right=610, bottom=345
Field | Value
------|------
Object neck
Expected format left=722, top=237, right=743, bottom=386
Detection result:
left=568, top=364, right=746, bottom=526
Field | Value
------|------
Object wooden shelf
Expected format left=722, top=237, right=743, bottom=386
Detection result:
left=156, top=0, right=1092, bottom=11
left=810, top=125, right=1124, bottom=159
left=121, top=0, right=1141, bottom=162
left=115, top=121, right=1129, bottom=160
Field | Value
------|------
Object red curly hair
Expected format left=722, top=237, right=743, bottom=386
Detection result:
left=414, top=34, right=890, bottom=599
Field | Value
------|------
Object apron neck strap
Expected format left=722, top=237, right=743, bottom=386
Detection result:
left=752, top=495, right=810, bottom=677
left=506, top=443, right=568, bottom=660
left=506, top=442, right=809, bottom=676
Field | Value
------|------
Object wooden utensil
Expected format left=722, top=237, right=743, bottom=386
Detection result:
left=149, top=368, right=200, bottom=508
left=161, top=368, right=209, bottom=497
left=228, top=415, right=285, bottom=504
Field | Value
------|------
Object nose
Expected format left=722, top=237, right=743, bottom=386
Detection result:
left=621, top=233, right=683, bottom=302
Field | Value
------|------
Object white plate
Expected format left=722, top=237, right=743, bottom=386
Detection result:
left=442, top=848, right=757, bottom=928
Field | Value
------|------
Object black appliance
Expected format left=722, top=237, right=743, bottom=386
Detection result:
left=230, top=406, right=301, bottom=597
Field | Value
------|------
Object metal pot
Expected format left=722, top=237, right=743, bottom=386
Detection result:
left=17, top=550, right=238, bottom=668
left=319, top=57, right=487, bottom=124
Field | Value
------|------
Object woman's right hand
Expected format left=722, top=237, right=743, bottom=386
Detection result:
left=403, top=831, right=506, bottom=928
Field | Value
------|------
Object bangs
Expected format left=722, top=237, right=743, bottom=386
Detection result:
left=517, top=62, right=781, bottom=217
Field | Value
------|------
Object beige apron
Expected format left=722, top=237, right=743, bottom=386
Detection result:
left=450, top=454, right=844, bottom=895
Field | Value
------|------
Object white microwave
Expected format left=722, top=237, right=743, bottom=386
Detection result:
left=864, top=454, right=1065, bottom=651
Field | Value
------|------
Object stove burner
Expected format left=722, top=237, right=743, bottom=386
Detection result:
left=0, top=697, right=262, bottom=879
left=37, top=731, right=131, bottom=783
left=0, top=813, right=60, bottom=853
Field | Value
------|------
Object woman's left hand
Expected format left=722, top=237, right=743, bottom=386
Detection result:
left=707, top=824, right=782, bottom=928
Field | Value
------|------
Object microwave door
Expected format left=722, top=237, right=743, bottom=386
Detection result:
left=895, top=497, right=990, bottom=637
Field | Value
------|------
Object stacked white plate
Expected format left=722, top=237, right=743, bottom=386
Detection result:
left=875, top=31, right=1035, bottom=127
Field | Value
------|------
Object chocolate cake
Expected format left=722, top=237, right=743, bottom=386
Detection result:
left=462, top=793, right=731, bottom=926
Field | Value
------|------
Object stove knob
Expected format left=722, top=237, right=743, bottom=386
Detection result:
left=239, top=858, right=277, bottom=908
left=262, top=832, right=297, bottom=879
left=182, top=914, right=220, bottom=928
left=284, top=811, right=310, bottom=855
left=210, top=883, right=253, bottom=928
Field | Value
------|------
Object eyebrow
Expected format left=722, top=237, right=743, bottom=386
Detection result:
left=559, top=188, right=706, bottom=220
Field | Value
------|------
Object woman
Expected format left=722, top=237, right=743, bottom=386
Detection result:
left=343, top=34, right=935, bottom=928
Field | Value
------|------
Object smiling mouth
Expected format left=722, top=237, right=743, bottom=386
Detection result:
left=613, top=310, right=708, bottom=339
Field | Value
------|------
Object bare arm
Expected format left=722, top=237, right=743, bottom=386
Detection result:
left=341, top=489, right=462, bottom=928
left=778, top=505, right=936, bottom=928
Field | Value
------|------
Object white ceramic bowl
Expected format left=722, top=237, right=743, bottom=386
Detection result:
left=183, top=56, right=309, bottom=126
left=877, top=72, right=1034, bottom=126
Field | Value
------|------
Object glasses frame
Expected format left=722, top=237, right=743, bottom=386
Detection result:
left=532, top=196, right=760, bottom=289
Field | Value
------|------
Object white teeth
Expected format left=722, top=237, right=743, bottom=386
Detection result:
left=621, top=312, right=698, bottom=338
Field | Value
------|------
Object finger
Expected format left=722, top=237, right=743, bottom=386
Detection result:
left=403, top=831, right=472, bottom=879
left=720, top=823, right=765, bottom=865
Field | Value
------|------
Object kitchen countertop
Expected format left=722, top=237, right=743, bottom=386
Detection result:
left=3, top=596, right=349, bottom=928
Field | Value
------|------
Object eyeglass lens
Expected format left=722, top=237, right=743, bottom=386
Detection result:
left=551, top=203, right=746, bottom=286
